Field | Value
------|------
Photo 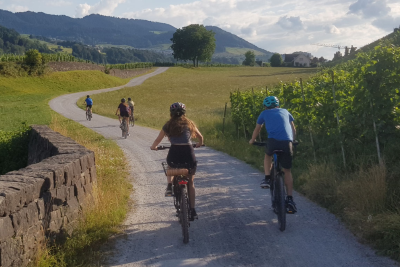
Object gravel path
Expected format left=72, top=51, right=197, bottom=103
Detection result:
left=49, top=67, right=398, bottom=267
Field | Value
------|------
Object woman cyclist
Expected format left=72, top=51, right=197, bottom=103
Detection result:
left=115, top=98, right=131, bottom=136
left=150, top=102, right=204, bottom=221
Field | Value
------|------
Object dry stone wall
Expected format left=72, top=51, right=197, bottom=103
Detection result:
left=0, top=125, right=97, bottom=267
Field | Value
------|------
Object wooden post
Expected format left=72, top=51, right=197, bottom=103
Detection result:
left=370, top=101, right=382, bottom=165
left=300, top=78, right=316, bottom=163
left=222, top=103, right=227, bottom=134
left=331, top=72, right=346, bottom=168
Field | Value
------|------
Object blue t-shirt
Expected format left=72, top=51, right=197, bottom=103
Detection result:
left=85, top=98, right=93, bottom=105
left=257, top=108, right=294, bottom=141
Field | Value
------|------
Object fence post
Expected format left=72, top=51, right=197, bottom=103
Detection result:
left=370, top=101, right=382, bottom=165
left=331, top=71, right=346, bottom=168
left=222, top=102, right=227, bottom=134
left=300, top=78, right=316, bottom=163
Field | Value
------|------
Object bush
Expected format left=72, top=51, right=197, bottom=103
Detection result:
left=269, top=53, right=282, bottom=67
left=0, top=126, right=30, bottom=175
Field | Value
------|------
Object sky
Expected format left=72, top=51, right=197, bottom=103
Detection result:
left=1, top=0, right=400, bottom=59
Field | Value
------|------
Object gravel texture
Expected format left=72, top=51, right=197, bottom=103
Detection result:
left=49, top=67, right=398, bottom=267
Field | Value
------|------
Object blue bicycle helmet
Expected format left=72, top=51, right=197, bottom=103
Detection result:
left=263, top=96, right=279, bottom=108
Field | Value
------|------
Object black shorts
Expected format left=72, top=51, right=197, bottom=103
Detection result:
left=265, top=138, right=293, bottom=169
left=167, top=145, right=197, bottom=174
left=87, top=105, right=92, bottom=108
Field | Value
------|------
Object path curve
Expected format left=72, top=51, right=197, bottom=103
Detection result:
left=50, top=67, right=398, bottom=267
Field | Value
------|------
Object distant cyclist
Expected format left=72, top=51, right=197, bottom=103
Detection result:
left=249, top=96, right=297, bottom=213
left=128, top=97, right=135, bottom=125
left=150, top=102, right=204, bottom=221
left=84, top=95, right=93, bottom=113
left=115, top=98, right=131, bottom=136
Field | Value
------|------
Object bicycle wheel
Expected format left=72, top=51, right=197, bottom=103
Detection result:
left=86, top=111, right=89, bottom=120
left=270, top=167, right=275, bottom=210
left=180, top=186, right=190, bottom=244
left=88, top=110, right=92, bottom=121
left=275, top=173, right=286, bottom=232
left=130, top=115, right=134, bottom=126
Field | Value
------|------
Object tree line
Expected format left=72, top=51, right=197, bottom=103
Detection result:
left=0, top=26, right=52, bottom=55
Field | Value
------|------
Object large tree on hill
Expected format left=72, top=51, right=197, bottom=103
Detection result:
left=269, top=53, right=282, bottom=67
left=171, top=24, right=216, bottom=67
left=242, top=50, right=255, bottom=66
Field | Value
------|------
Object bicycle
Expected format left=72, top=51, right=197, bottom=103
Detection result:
left=129, top=111, right=135, bottom=126
left=157, top=144, right=202, bottom=244
left=253, top=141, right=298, bottom=232
left=118, top=116, right=128, bottom=139
left=86, top=107, right=92, bottom=121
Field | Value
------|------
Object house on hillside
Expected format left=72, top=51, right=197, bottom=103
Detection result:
left=284, top=53, right=312, bottom=67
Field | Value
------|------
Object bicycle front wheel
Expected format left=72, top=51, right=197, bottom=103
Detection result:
left=180, top=186, right=190, bottom=244
left=275, top=174, right=286, bottom=232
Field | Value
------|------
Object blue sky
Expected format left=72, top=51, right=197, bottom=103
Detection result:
left=1, top=0, right=400, bottom=59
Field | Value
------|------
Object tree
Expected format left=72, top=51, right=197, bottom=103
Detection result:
left=171, top=24, right=216, bottom=67
left=269, top=53, right=282, bottom=67
left=242, top=50, right=255, bottom=66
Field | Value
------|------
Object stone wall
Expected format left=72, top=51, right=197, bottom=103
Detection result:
left=0, top=125, right=97, bottom=267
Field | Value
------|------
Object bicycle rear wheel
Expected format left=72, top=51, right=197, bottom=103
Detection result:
left=275, top=173, right=286, bottom=232
left=180, top=186, right=190, bottom=244
left=86, top=111, right=89, bottom=120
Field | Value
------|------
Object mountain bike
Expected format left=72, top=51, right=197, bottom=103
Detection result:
left=253, top=141, right=298, bottom=232
left=118, top=116, right=128, bottom=139
left=157, top=144, right=202, bottom=244
left=86, top=107, right=92, bottom=121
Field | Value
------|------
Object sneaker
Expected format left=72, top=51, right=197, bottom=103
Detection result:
left=190, top=208, right=198, bottom=221
left=260, top=178, right=271, bottom=188
left=127, top=133, right=130, bottom=136
left=165, top=184, right=172, bottom=197
left=286, top=196, right=297, bottom=214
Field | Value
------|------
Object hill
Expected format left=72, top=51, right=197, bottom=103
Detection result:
left=0, top=25, right=52, bottom=54
left=324, top=28, right=400, bottom=66
left=0, top=9, right=272, bottom=60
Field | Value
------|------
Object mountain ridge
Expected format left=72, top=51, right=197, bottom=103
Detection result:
left=0, top=9, right=272, bottom=58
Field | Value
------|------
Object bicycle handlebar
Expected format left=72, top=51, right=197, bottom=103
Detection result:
left=157, top=144, right=205, bottom=150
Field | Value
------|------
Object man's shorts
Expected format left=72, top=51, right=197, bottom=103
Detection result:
left=87, top=105, right=92, bottom=109
left=265, top=138, right=293, bottom=169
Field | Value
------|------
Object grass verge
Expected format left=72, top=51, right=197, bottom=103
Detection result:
left=0, top=70, right=145, bottom=266
left=34, top=113, right=131, bottom=266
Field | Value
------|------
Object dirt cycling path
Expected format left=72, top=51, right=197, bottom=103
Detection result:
left=49, top=67, right=397, bottom=267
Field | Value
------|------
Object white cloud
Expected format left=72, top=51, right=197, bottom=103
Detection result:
left=276, top=16, right=303, bottom=30
left=325, top=25, right=341, bottom=34
left=75, top=0, right=126, bottom=18
left=49, top=0, right=72, bottom=7
left=7, top=4, right=29, bottom=12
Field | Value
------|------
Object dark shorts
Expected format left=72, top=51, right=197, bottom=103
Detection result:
left=265, top=138, right=293, bottom=169
left=167, top=145, right=197, bottom=174
left=87, top=105, right=92, bottom=109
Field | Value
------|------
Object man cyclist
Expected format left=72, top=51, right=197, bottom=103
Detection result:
left=249, top=96, right=297, bottom=213
left=128, top=97, right=134, bottom=125
left=84, top=95, right=93, bottom=113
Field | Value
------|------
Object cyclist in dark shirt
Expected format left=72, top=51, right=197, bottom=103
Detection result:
left=150, top=102, right=204, bottom=221
left=115, top=98, right=131, bottom=135
left=249, top=96, right=297, bottom=213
